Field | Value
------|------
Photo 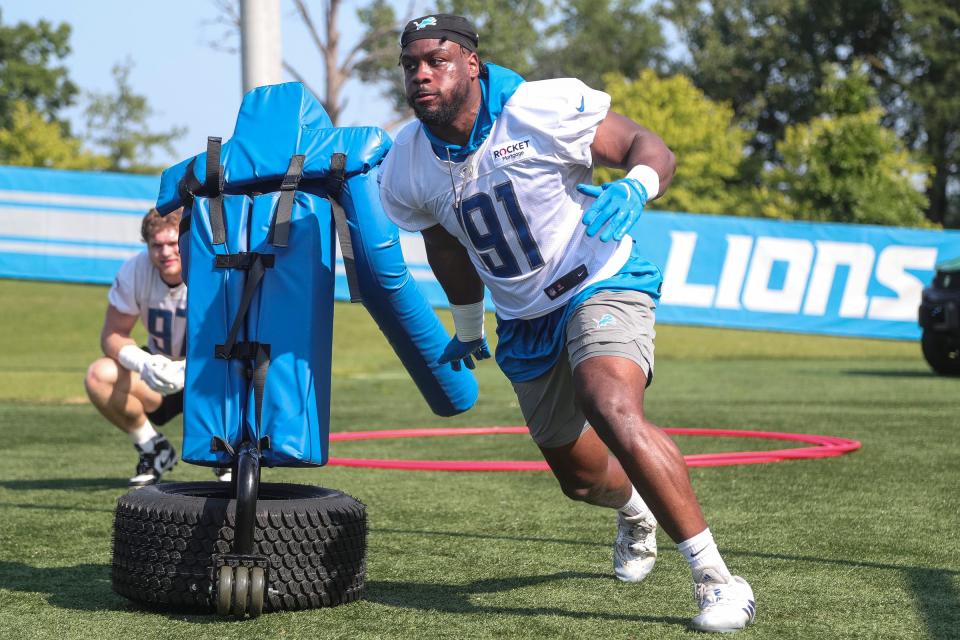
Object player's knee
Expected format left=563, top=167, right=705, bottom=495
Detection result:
left=559, top=483, right=592, bottom=503
left=84, top=358, right=118, bottom=395
left=556, top=472, right=604, bottom=503
left=578, top=391, right=642, bottom=432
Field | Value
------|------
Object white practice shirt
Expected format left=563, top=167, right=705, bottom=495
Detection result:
left=108, top=251, right=187, bottom=358
left=379, top=78, right=632, bottom=320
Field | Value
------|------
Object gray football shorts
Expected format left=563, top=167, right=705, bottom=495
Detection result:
left=511, top=290, right=656, bottom=449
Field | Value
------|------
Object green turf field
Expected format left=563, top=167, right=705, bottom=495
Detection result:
left=0, top=278, right=957, bottom=639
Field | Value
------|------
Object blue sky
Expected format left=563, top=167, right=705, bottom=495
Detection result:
left=3, top=1, right=427, bottom=167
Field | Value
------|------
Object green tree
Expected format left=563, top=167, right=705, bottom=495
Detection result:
left=0, top=101, right=105, bottom=170
left=83, top=60, right=185, bottom=174
left=433, top=1, right=667, bottom=86
left=354, top=0, right=667, bottom=123
left=212, top=0, right=412, bottom=127
left=0, top=10, right=78, bottom=131
left=533, top=0, right=666, bottom=86
left=595, top=70, right=750, bottom=216
left=662, top=0, right=904, bottom=173
left=663, top=0, right=958, bottom=226
left=435, top=0, right=548, bottom=78
left=898, top=0, right=960, bottom=226
left=813, top=61, right=878, bottom=117
left=353, top=0, right=411, bottom=118
left=757, top=65, right=929, bottom=227
left=767, top=105, right=929, bottom=226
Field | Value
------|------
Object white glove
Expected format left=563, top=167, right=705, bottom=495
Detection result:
left=162, top=359, right=186, bottom=392
left=118, top=345, right=184, bottom=396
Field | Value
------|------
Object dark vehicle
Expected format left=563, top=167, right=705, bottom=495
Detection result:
left=918, top=257, right=960, bottom=376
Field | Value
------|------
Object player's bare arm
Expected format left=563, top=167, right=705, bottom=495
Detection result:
left=421, top=223, right=484, bottom=304
left=578, top=112, right=676, bottom=242
left=421, top=223, right=490, bottom=370
left=101, top=304, right=140, bottom=361
left=590, top=111, right=676, bottom=200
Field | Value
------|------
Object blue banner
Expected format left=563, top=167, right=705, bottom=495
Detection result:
left=3, top=166, right=959, bottom=341
left=347, top=212, right=960, bottom=341
left=633, top=212, right=960, bottom=340
left=0, top=166, right=158, bottom=284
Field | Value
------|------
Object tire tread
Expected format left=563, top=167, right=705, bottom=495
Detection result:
left=111, top=481, right=367, bottom=612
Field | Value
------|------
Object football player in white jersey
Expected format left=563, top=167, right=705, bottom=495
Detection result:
left=379, top=14, right=755, bottom=633
left=84, top=209, right=228, bottom=487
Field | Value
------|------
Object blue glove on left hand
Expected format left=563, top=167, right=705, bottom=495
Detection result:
left=576, top=178, right=649, bottom=242
left=437, top=336, right=492, bottom=371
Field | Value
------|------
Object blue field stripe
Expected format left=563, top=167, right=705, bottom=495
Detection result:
left=0, top=252, right=126, bottom=285
left=0, top=166, right=159, bottom=201
left=0, top=199, right=149, bottom=215
left=0, top=234, right=142, bottom=251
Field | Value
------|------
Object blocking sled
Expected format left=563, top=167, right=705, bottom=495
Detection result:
left=112, top=82, right=477, bottom=617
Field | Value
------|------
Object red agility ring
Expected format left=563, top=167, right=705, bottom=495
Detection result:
left=327, top=426, right=861, bottom=472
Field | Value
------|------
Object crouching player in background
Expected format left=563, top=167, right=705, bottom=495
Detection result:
left=84, top=208, right=227, bottom=486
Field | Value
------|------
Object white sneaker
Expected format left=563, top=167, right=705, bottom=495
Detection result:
left=691, top=575, right=756, bottom=633
left=613, top=512, right=658, bottom=582
left=213, top=466, right=232, bottom=482
left=129, top=435, right=177, bottom=487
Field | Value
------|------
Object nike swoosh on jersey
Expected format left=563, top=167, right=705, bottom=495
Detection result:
left=577, top=96, right=585, bottom=112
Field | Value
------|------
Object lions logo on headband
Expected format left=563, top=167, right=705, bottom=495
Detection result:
left=400, top=14, right=480, bottom=52
left=413, top=17, right=437, bottom=30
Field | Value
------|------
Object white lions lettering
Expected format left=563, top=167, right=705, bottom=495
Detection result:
left=660, top=231, right=938, bottom=321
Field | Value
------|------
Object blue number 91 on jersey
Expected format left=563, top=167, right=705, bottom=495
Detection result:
left=457, top=180, right=544, bottom=278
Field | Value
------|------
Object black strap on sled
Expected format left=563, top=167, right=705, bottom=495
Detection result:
left=269, top=154, right=305, bottom=248
left=176, top=136, right=226, bottom=246
left=214, top=252, right=275, bottom=270
left=177, top=158, right=202, bottom=205
left=327, top=153, right=363, bottom=303
left=213, top=342, right=270, bottom=435
left=205, top=137, right=226, bottom=245
left=214, top=250, right=274, bottom=437
left=215, top=252, right=272, bottom=360
left=211, top=434, right=271, bottom=456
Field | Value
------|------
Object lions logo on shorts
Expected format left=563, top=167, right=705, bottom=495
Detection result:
left=594, top=313, right=617, bottom=328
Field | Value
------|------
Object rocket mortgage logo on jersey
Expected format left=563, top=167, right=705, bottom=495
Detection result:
left=632, top=212, right=957, bottom=340
left=490, top=138, right=535, bottom=167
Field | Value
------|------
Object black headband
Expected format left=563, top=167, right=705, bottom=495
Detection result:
left=400, top=14, right=479, bottom=52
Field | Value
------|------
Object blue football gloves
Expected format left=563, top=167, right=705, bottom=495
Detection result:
left=576, top=177, right=649, bottom=242
left=438, top=336, right=492, bottom=371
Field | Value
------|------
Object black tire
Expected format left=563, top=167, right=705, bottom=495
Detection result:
left=921, top=330, right=960, bottom=376
left=112, top=481, right=367, bottom=612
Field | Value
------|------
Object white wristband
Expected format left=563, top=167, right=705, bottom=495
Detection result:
left=626, top=164, right=660, bottom=200
left=117, top=344, right=150, bottom=372
left=450, top=301, right=486, bottom=342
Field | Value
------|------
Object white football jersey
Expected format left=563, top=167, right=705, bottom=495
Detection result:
left=108, top=251, right=187, bottom=358
left=379, top=77, right=632, bottom=320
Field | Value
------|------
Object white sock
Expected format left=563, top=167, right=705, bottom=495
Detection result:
left=618, top=486, right=656, bottom=522
left=677, top=528, right=732, bottom=583
left=128, top=420, right=159, bottom=449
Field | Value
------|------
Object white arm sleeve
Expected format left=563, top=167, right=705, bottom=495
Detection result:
left=107, top=254, right=141, bottom=316
left=551, top=80, right=610, bottom=166
left=509, top=79, right=611, bottom=167
left=379, top=183, right=438, bottom=232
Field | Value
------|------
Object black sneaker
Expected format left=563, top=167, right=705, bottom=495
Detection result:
left=129, top=435, right=178, bottom=487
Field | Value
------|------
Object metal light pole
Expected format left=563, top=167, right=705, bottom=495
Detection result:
left=240, top=0, right=283, bottom=94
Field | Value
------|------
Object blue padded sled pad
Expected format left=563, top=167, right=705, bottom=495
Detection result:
left=182, top=191, right=335, bottom=467
left=336, top=167, right=479, bottom=416
left=166, top=81, right=477, bottom=469
left=156, top=84, right=390, bottom=214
